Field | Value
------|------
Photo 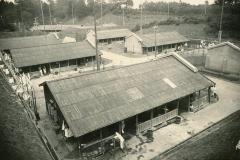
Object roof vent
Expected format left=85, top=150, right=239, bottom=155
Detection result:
left=163, top=78, right=177, bottom=88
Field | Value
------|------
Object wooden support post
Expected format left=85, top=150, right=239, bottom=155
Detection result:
left=100, top=129, right=103, bottom=153
left=58, top=62, right=60, bottom=73
left=119, top=121, right=122, bottom=133
left=100, top=129, right=103, bottom=139
left=151, top=110, right=154, bottom=119
left=177, top=99, right=180, bottom=109
left=150, top=110, right=154, bottom=128
left=188, top=95, right=191, bottom=112
left=208, top=87, right=211, bottom=103
left=164, top=105, right=167, bottom=114
left=78, top=137, right=83, bottom=158
left=49, top=63, right=51, bottom=73
left=92, top=56, right=94, bottom=70
left=136, top=115, right=138, bottom=135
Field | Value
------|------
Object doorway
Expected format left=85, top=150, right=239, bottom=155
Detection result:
left=179, top=96, right=190, bottom=114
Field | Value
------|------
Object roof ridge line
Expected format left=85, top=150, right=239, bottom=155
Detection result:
left=208, top=41, right=240, bottom=51
left=43, top=54, right=173, bottom=85
left=11, top=40, right=88, bottom=51
left=172, top=52, right=198, bottom=72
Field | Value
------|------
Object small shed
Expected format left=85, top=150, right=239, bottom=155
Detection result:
left=126, top=32, right=189, bottom=54
left=205, top=42, right=240, bottom=75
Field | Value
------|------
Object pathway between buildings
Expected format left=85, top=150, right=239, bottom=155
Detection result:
left=120, top=76, right=240, bottom=160
left=101, top=50, right=155, bottom=67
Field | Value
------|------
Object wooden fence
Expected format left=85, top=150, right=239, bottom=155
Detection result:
left=192, top=95, right=209, bottom=112
left=137, top=109, right=178, bottom=133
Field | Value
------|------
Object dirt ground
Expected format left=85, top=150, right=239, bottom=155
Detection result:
left=0, top=72, right=51, bottom=160
left=155, top=110, right=240, bottom=160
left=29, top=51, right=240, bottom=160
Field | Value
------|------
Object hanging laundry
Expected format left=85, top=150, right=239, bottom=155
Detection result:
left=64, top=128, right=73, bottom=138
left=121, top=121, right=125, bottom=134
left=62, top=121, right=65, bottom=131
left=114, top=132, right=125, bottom=149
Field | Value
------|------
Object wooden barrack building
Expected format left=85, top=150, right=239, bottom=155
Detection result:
left=10, top=41, right=96, bottom=77
left=0, top=34, right=62, bottom=52
left=126, top=32, right=189, bottom=54
left=41, top=53, right=214, bottom=155
left=87, top=28, right=133, bottom=46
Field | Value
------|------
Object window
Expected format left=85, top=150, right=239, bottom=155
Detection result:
left=51, top=62, right=59, bottom=69
left=69, top=59, right=76, bottom=66
left=60, top=60, right=68, bottom=67
left=31, top=65, right=39, bottom=72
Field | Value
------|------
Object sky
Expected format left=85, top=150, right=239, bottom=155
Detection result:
left=132, top=0, right=215, bottom=8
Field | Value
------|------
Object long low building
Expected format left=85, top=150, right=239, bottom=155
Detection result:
left=126, top=32, right=189, bottom=54
left=41, top=53, right=214, bottom=155
left=87, top=28, right=133, bottom=46
left=0, top=34, right=62, bottom=51
left=205, top=42, right=240, bottom=76
left=10, top=41, right=97, bottom=77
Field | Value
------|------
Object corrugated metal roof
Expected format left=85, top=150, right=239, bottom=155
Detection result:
left=0, top=34, right=62, bottom=50
left=92, top=29, right=133, bottom=40
left=45, top=54, right=214, bottom=138
left=139, top=32, right=189, bottom=47
left=11, top=41, right=95, bottom=68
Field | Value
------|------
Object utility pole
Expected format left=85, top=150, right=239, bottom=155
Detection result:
left=140, top=4, right=143, bottom=35
left=204, top=0, right=208, bottom=15
left=168, top=1, right=170, bottom=18
left=19, top=3, right=24, bottom=32
left=93, top=2, right=100, bottom=71
left=72, top=2, right=75, bottom=25
left=154, top=26, right=158, bottom=57
left=40, top=0, right=45, bottom=31
left=218, top=0, right=224, bottom=43
left=48, top=3, right=52, bottom=25
left=101, top=0, right=103, bottom=26
left=122, top=4, right=125, bottom=26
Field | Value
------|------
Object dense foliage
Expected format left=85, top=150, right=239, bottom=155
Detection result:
left=0, top=0, right=239, bottom=39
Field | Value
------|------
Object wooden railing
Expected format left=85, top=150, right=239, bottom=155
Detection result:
left=81, top=134, right=117, bottom=158
left=137, top=109, right=178, bottom=133
left=82, top=135, right=115, bottom=150
left=192, top=95, right=209, bottom=112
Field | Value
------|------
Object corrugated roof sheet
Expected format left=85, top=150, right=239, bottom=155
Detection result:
left=0, top=34, right=62, bottom=50
left=11, top=41, right=95, bottom=68
left=45, top=54, right=214, bottom=137
left=93, top=29, right=133, bottom=40
left=139, top=31, right=189, bottom=47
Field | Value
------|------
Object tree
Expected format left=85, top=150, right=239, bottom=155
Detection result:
left=126, top=0, right=133, bottom=7
left=215, top=0, right=240, bottom=5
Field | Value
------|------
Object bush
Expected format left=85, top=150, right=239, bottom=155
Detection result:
left=132, top=24, right=140, bottom=32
